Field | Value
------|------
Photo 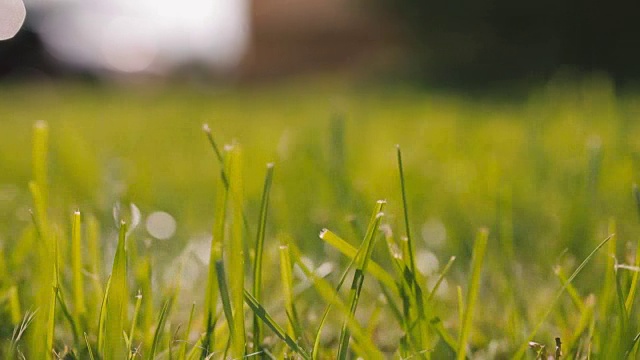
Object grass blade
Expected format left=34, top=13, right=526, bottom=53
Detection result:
left=71, top=210, right=86, bottom=324
left=319, top=228, right=398, bottom=295
left=227, top=144, right=246, bottom=358
left=178, top=302, right=196, bottom=360
left=625, top=237, right=640, bottom=312
left=98, top=276, right=112, bottom=355
left=148, top=299, right=171, bottom=360
left=215, top=259, right=235, bottom=348
left=396, top=145, right=417, bottom=275
left=427, top=256, right=456, bottom=302
left=312, top=237, right=362, bottom=359
left=85, top=332, right=96, bottom=360
left=104, top=220, right=129, bottom=359
left=457, top=228, right=489, bottom=360
left=289, top=244, right=385, bottom=360
left=396, top=145, right=429, bottom=352
left=514, top=234, right=613, bottom=359
left=278, top=237, right=300, bottom=340
left=46, top=285, right=56, bottom=359
left=204, top=147, right=230, bottom=354
left=243, top=289, right=311, bottom=360
left=128, top=290, right=142, bottom=359
left=337, top=200, right=385, bottom=360
left=252, top=163, right=274, bottom=351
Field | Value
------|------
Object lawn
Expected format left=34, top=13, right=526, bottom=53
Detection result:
left=0, top=76, right=639, bottom=358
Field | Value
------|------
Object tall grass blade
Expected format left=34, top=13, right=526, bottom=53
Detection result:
left=204, top=148, right=230, bottom=353
left=148, top=299, right=171, bottom=360
left=319, top=228, right=397, bottom=295
left=104, top=220, right=129, bottom=359
left=457, top=228, right=489, bottom=360
left=278, top=238, right=300, bottom=340
left=514, top=234, right=613, bottom=359
left=312, top=236, right=363, bottom=359
left=227, top=144, right=246, bottom=358
left=98, top=276, right=112, bottom=356
left=243, top=289, right=311, bottom=360
left=215, top=259, right=235, bottom=345
left=128, top=290, right=142, bottom=359
left=252, top=163, right=274, bottom=351
left=336, top=200, right=385, bottom=360
left=396, top=145, right=430, bottom=352
left=427, top=256, right=456, bottom=302
left=46, top=285, right=56, bottom=359
left=71, top=210, right=86, bottom=325
left=289, top=244, right=384, bottom=360
left=625, top=237, right=640, bottom=313
left=600, top=219, right=617, bottom=317
left=85, top=332, right=96, bottom=360
left=178, top=303, right=196, bottom=360
left=396, top=145, right=417, bottom=275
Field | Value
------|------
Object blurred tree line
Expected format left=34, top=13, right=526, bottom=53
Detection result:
left=388, top=0, right=640, bottom=86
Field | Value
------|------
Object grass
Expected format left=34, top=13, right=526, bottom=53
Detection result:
left=1, top=76, right=640, bottom=358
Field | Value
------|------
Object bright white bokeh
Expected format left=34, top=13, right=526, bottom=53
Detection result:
left=27, top=0, right=249, bottom=73
left=0, top=0, right=26, bottom=40
left=146, top=211, right=177, bottom=240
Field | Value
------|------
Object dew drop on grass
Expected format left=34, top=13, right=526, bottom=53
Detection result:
left=146, top=211, right=177, bottom=240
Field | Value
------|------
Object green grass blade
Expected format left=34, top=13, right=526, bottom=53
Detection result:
left=85, top=332, right=96, bottom=360
left=396, top=146, right=430, bottom=353
left=71, top=210, right=86, bottom=323
left=252, top=163, right=274, bottom=351
left=29, top=181, right=54, bottom=359
left=430, top=316, right=459, bottom=353
left=203, top=125, right=251, bottom=235
left=554, top=266, right=586, bottom=312
left=227, top=144, right=246, bottom=358
left=243, top=289, right=311, bottom=360
left=46, top=285, right=56, bottom=359
left=625, top=237, right=640, bottom=312
left=278, top=237, right=300, bottom=340
left=514, top=234, right=613, bottom=359
left=7, top=286, right=21, bottom=326
left=98, top=276, right=112, bottom=356
left=178, top=302, right=196, bottom=360
left=457, top=228, right=488, bottom=360
left=128, top=290, right=142, bottom=359
left=427, top=256, right=456, bottom=302
left=289, top=244, right=385, bottom=360
left=312, top=238, right=362, bottom=359
left=215, top=259, right=236, bottom=345
left=396, top=145, right=417, bottom=275
left=337, top=200, right=385, bottom=360
left=319, top=228, right=398, bottom=295
left=204, top=147, right=230, bottom=353
left=600, top=219, right=617, bottom=317
left=148, top=299, right=171, bottom=360
left=54, top=283, right=80, bottom=344
left=626, top=185, right=640, bottom=312
left=104, top=220, right=129, bottom=359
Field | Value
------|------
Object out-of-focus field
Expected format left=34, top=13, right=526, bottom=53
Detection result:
left=1, top=76, right=640, bottom=358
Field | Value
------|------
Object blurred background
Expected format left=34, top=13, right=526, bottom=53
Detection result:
left=2, top=0, right=639, bottom=87
left=4, top=2, right=640, bottom=356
